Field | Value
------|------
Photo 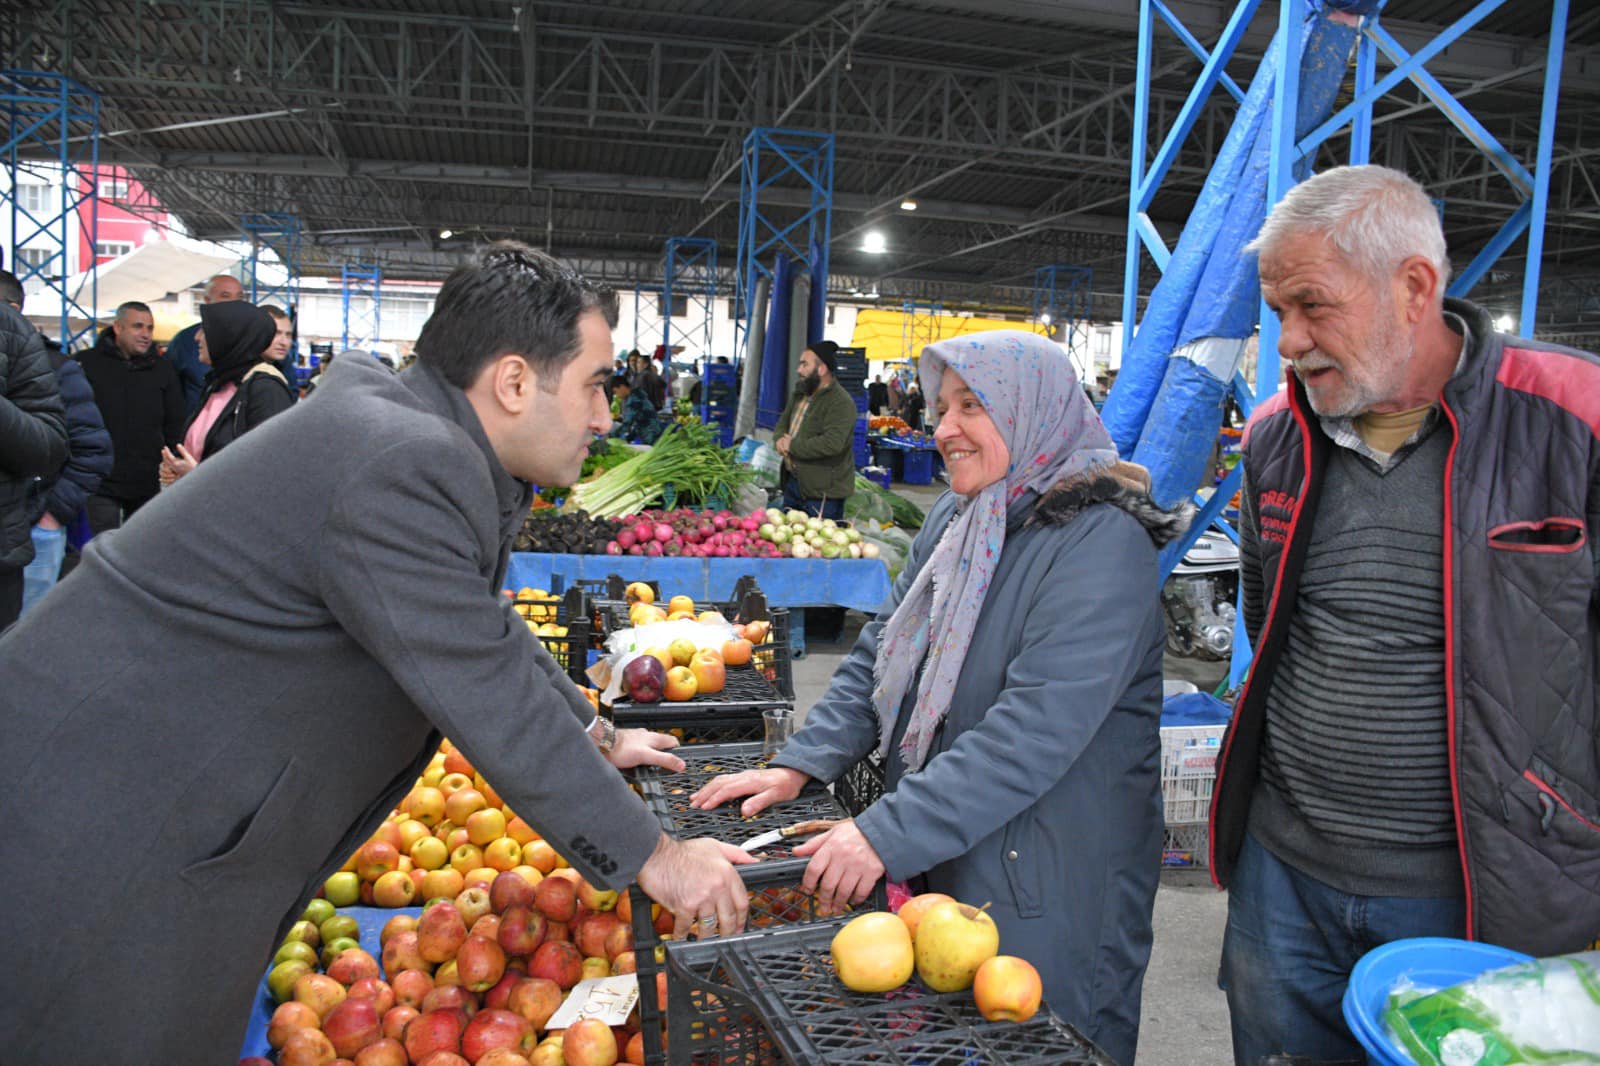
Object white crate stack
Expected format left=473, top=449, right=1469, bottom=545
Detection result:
left=1160, top=724, right=1226, bottom=867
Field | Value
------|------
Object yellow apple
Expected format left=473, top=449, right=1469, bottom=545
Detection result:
left=972, top=955, right=1043, bottom=1022
left=914, top=901, right=999, bottom=992
left=668, top=637, right=698, bottom=667
left=667, top=595, right=695, bottom=615
left=830, top=912, right=914, bottom=993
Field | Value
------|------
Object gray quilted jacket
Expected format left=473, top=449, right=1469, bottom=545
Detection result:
left=1210, top=297, right=1600, bottom=957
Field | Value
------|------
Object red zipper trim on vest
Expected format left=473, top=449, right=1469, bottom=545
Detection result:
left=1439, top=398, right=1474, bottom=940
left=1524, top=770, right=1600, bottom=834
left=1208, top=390, right=1314, bottom=884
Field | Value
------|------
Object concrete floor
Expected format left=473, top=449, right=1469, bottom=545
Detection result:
left=789, top=479, right=1236, bottom=1065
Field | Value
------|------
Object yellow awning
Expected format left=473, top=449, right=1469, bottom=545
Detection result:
left=849, top=308, right=1045, bottom=361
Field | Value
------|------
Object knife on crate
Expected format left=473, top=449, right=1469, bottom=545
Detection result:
left=738, top=819, right=841, bottom=852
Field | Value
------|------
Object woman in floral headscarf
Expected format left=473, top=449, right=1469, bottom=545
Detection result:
left=692, top=331, right=1188, bottom=1063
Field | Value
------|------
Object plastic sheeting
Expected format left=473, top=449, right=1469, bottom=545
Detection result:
left=789, top=269, right=811, bottom=386
left=736, top=273, right=770, bottom=439
left=757, top=254, right=794, bottom=429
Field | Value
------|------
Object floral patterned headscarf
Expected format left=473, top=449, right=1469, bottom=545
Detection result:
left=872, top=330, right=1115, bottom=771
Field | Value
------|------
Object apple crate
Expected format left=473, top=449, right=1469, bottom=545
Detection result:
left=832, top=752, right=886, bottom=817
left=609, top=662, right=789, bottom=719
left=511, top=584, right=597, bottom=686
left=606, top=703, right=769, bottom=746
left=1160, top=723, right=1226, bottom=825
left=638, top=917, right=1113, bottom=1066
left=628, top=872, right=887, bottom=1066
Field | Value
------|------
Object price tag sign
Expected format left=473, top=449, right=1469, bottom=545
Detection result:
left=546, top=974, right=640, bottom=1030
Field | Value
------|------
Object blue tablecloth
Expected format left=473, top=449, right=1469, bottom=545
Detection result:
left=505, top=554, right=893, bottom=614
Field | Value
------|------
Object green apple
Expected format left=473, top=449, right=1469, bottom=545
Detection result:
left=320, top=914, right=360, bottom=945
left=284, top=919, right=321, bottom=949
left=274, top=940, right=320, bottom=968
left=320, top=935, right=360, bottom=967
left=301, top=898, right=336, bottom=927
left=323, top=871, right=361, bottom=907
left=267, top=959, right=312, bottom=1003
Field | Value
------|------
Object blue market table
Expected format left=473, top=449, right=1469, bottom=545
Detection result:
left=504, top=553, right=894, bottom=654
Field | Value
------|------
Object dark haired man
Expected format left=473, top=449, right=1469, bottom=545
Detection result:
left=78, top=299, right=185, bottom=531
left=0, top=244, right=752, bottom=1062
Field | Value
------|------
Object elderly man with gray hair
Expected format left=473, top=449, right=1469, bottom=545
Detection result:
left=1208, top=164, right=1600, bottom=1064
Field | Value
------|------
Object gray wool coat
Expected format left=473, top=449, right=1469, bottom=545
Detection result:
left=0, top=356, right=663, bottom=1063
left=772, top=474, right=1180, bottom=1065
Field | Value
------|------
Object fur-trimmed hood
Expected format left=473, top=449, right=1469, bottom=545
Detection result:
left=1031, top=460, right=1193, bottom=547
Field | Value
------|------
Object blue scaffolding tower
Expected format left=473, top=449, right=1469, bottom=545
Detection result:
left=900, top=299, right=943, bottom=363
left=341, top=263, right=382, bottom=356
left=734, top=128, right=834, bottom=365
left=662, top=237, right=718, bottom=360
left=1117, top=0, right=1571, bottom=686
left=2, top=70, right=99, bottom=350
left=1032, top=265, right=1094, bottom=371
left=242, top=212, right=302, bottom=373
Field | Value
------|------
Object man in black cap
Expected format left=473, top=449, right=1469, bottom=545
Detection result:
left=773, top=340, right=856, bottom=519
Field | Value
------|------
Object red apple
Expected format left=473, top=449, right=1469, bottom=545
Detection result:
left=391, top=968, right=434, bottom=1010
left=471, top=913, right=502, bottom=945
left=294, top=972, right=348, bottom=1021
left=278, top=1026, right=338, bottom=1066
left=972, top=954, right=1043, bottom=1022
left=491, top=870, right=539, bottom=914
left=328, top=948, right=381, bottom=987
left=417, top=1053, right=472, bottom=1066
left=420, top=983, right=477, bottom=1016
left=418, top=902, right=469, bottom=964
left=610, top=952, right=636, bottom=976
left=356, top=839, right=401, bottom=882
left=529, top=940, right=585, bottom=990
left=404, top=1009, right=466, bottom=1063
left=484, top=967, right=524, bottom=1011
left=498, top=904, right=547, bottom=957
left=347, top=977, right=395, bottom=1016
left=562, top=1017, right=619, bottom=1066
left=477, top=1049, right=534, bottom=1066
left=383, top=930, right=429, bottom=975
left=267, top=1001, right=322, bottom=1050
left=506, top=977, right=563, bottom=1031
left=457, top=934, right=508, bottom=992
left=323, top=995, right=383, bottom=1058
left=462, top=1008, right=536, bottom=1062
left=620, top=654, right=665, bottom=703
left=353, top=1037, right=408, bottom=1066
left=574, top=913, right=621, bottom=960
left=603, top=921, right=633, bottom=962
left=382, top=1005, right=419, bottom=1042
left=533, top=877, right=577, bottom=923
left=541, top=920, right=569, bottom=944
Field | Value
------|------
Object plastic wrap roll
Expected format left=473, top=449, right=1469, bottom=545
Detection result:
left=736, top=273, right=770, bottom=439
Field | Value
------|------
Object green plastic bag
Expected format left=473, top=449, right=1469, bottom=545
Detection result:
left=1384, top=952, right=1600, bottom=1065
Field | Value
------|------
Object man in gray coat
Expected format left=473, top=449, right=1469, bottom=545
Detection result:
left=0, top=244, right=749, bottom=1063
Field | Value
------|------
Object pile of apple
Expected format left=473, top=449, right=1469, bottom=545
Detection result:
left=322, top=741, right=575, bottom=910
left=614, top=586, right=771, bottom=705
left=253, top=867, right=658, bottom=1066
left=829, top=894, right=1044, bottom=1024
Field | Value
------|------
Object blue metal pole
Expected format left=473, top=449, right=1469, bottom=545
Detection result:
left=1151, top=0, right=1247, bottom=102
left=1122, top=0, right=1155, bottom=357
left=1257, top=6, right=1300, bottom=400
left=1350, top=16, right=1377, bottom=164
left=1448, top=201, right=1531, bottom=299
left=1521, top=0, right=1568, bottom=337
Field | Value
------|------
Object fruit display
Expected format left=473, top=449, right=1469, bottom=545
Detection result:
left=868, top=415, right=911, bottom=433
left=254, top=868, right=646, bottom=1066
left=827, top=896, right=1043, bottom=1023
left=604, top=590, right=777, bottom=706
left=323, top=740, right=575, bottom=910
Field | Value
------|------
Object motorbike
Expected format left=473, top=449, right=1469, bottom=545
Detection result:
left=1162, top=528, right=1240, bottom=660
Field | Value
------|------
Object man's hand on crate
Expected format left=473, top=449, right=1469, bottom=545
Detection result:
left=793, top=819, right=885, bottom=917
left=605, top=728, right=687, bottom=773
left=636, top=834, right=756, bottom=938
left=688, top=766, right=810, bottom=817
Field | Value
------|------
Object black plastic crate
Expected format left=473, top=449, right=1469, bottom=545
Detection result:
left=609, top=661, right=788, bottom=715
left=628, top=871, right=886, bottom=1065
left=608, top=704, right=768, bottom=745
left=510, top=585, right=594, bottom=685
left=648, top=918, right=1113, bottom=1065
left=832, top=753, right=885, bottom=817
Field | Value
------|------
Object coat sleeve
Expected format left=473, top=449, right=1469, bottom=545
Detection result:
left=770, top=497, right=955, bottom=784
left=1237, top=465, right=1265, bottom=643
left=161, top=359, right=187, bottom=449
left=43, top=359, right=114, bottom=524
left=316, top=437, right=663, bottom=889
left=786, top=389, right=856, bottom=460
left=0, top=324, right=68, bottom=478
left=852, top=508, right=1160, bottom=881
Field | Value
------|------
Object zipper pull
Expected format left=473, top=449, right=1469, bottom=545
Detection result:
left=1538, top=792, right=1556, bottom=834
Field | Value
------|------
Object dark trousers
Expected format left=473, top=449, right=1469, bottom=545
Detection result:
left=782, top=477, right=845, bottom=520
left=0, top=565, right=21, bottom=631
left=86, top=492, right=152, bottom=536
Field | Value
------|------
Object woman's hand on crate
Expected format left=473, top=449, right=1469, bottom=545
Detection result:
left=636, top=834, right=756, bottom=938
left=606, top=728, right=687, bottom=772
left=688, top=766, right=810, bottom=817
left=793, top=820, right=885, bottom=916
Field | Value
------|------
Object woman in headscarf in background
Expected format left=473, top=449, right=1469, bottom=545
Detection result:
left=159, top=301, right=294, bottom=486
left=693, top=331, right=1188, bottom=1063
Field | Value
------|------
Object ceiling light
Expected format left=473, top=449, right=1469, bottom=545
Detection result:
left=900, top=199, right=918, bottom=211
left=861, top=231, right=887, bottom=254
left=1495, top=314, right=1514, bottom=332
left=438, top=228, right=454, bottom=240
left=1039, top=312, right=1053, bottom=326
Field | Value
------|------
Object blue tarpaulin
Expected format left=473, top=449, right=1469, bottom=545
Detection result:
left=756, top=254, right=794, bottom=429
left=505, top=554, right=893, bottom=614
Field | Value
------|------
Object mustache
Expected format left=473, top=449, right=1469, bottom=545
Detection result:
left=1291, top=353, right=1336, bottom=374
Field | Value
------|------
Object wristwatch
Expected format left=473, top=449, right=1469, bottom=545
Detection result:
left=589, top=715, right=617, bottom=755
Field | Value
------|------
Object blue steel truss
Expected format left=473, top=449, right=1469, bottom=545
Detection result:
left=901, top=300, right=942, bottom=363
left=663, top=237, right=718, bottom=360
left=1032, top=265, right=1094, bottom=366
left=1124, top=0, right=1571, bottom=687
left=2, top=70, right=98, bottom=350
left=241, top=212, right=300, bottom=312
left=734, top=128, right=834, bottom=362
left=340, top=262, right=382, bottom=355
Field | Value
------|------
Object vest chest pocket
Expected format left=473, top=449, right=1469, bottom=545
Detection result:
left=1487, top=516, right=1586, bottom=553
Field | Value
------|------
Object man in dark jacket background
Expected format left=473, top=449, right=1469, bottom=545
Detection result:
left=0, top=291, right=68, bottom=628
left=774, top=340, right=857, bottom=519
left=78, top=300, right=185, bottom=532
left=1211, top=165, right=1600, bottom=1064
left=0, top=272, right=112, bottom=616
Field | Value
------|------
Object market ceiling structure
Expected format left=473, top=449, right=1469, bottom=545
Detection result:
left=6, top=1, right=1600, bottom=337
